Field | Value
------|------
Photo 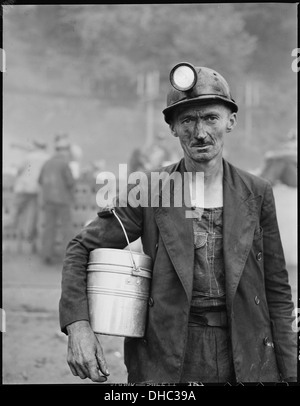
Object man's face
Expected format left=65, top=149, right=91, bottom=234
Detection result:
left=170, top=102, right=236, bottom=163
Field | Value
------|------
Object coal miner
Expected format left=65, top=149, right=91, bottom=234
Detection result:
left=59, top=63, right=297, bottom=383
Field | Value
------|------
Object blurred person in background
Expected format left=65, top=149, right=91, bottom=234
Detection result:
left=259, top=128, right=297, bottom=188
left=144, top=132, right=172, bottom=170
left=12, top=140, right=50, bottom=252
left=59, top=63, right=296, bottom=384
left=128, top=133, right=177, bottom=173
left=128, top=147, right=147, bottom=173
left=90, top=159, right=107, bottom=194
left=144, top=132, right=182, bottom=170
left=144, top=145, right=168, bottom=171
left=38, top=133, right=76, bottom=265
left=69, top=144, right=83, bottom=181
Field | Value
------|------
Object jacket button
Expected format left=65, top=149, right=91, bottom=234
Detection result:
left=155, top=243, right=159, bottom=250
left=148, top=297, right=154, bottom=307
left=256, top=252, right=262, bottom=261
left=263, top=336, right=274, bottom=347
left=254, top=295, right=260, bottom=305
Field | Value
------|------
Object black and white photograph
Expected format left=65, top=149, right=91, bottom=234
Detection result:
left=2, top=2, right=298, bottom=388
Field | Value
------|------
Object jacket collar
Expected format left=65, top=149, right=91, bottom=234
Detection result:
left=152, top=159, right=194, bottom=302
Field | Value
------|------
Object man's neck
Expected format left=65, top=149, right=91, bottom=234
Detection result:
left=184, top=155, right=224, bottom=208
left=184, top=155, right=223, bottom=187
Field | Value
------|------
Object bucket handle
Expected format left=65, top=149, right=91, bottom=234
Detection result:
left=111, top=208, right=140, bottom=275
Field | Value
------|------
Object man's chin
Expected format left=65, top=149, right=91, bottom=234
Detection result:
left=191, top=153, right=213, bottom=162
left=189, top=147, right=222, bottom=163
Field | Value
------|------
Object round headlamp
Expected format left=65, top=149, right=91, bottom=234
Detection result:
left=169, top=62, right=198, bottom=92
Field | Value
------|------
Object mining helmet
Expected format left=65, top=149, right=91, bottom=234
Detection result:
left=163, top=62, right=238, bottom=124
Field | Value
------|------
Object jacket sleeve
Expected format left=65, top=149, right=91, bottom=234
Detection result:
left=261, top=182, right=297, bottom=380
left=59, top=187, right=143, bottom=334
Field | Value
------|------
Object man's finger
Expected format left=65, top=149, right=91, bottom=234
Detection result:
left=95, top=334, right=110, bottom=377
left=67, top=355, right=83, bottom=378
left=89, top=365, right=108, bottom=383
left=96, top=352, right=110, bottom=377
left=83, top=359, right=107, bottom=383
left=95, top=350, right=109, bottom=377
left=68, top=362, right=79, bottom=377
left=74, top=361, right=89, bottom=380
left=77, top=369, right=88, bottom=380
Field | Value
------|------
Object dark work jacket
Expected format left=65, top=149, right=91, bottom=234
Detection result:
left=59, top=158, right=297, bottom=383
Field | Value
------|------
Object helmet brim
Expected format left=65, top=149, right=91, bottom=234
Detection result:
left=163, top=95, right=238, bottom=124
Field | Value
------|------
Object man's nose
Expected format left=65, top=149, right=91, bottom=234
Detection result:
left=194, top=120, right=207, bottom=139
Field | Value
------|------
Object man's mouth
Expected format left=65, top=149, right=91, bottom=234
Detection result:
left=192, top=143, right=213, bottom=149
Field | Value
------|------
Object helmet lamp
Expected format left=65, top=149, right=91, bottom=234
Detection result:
left=169, top=62, right=197, bottom=92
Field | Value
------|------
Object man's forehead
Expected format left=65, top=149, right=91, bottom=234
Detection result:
left=176, top=103, right=227, bottom=116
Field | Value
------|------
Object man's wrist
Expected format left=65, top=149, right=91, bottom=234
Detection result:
left=66, top=320, right=91, bottom=335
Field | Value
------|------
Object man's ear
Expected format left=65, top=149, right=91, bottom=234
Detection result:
left=226, top=112, right=237, bottom=133
left=169, top=124, right=178, bottom=137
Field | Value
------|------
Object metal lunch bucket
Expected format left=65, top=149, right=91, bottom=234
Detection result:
left=87, top=209, right=153, bottom=338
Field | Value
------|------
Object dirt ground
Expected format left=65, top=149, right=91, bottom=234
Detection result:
left=2, top=184, right=297, bottom=385
left=2, top=252, right=128, bottom=385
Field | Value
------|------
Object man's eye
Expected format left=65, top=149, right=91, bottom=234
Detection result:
left=182, top=117, right=194, bottom=124
left=205, top=116, right=218, bottom=122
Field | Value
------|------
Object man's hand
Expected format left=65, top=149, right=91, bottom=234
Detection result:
left=66, top=320, right=109, bottom=383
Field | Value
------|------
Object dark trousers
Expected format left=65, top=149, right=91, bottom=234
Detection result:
left=42, top=202, right=73, bottom=262
left=180, top=323, right=236, bottom=383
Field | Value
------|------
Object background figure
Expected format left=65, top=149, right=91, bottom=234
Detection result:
left=128, top=148, right=147, bottom=173
left=144, top=132, right=181, bottom=170
left=145, top=132, right=170, bottom=170
left=90, top=159, right=107, bottom=194
left=128, top=132, right=178, bottom=174
left=259, top=129, right=297, bottom=187
left=69, top=144, right=83, bottom=180
left=12, top=140, right=50, bottom=252
left=38, top=134, right=76, bottom=265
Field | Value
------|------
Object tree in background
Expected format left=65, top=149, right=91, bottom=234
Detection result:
left=4, top=4, right=256, bottom=99
left=3, top=4, right=297, bottom=171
